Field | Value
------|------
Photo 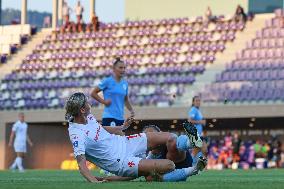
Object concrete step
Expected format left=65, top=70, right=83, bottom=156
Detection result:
left=0, top=29, right=51, bottom=80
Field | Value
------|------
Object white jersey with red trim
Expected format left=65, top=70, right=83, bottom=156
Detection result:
left=68, top=114, right=127, bottom=175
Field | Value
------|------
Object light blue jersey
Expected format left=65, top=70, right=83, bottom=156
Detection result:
left=188, top=106, right=203, bottom=135
left=98, top=76, right=128, bottom=120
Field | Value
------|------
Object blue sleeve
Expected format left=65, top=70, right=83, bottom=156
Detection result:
left=188, top=107, right=196, bottom=119
left=98, top=77, right=108, bottom=90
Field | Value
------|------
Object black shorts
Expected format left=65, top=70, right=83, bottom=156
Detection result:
left=175, top=151, right=193, bottom=169
left=102, top=118, right=124, bottom=126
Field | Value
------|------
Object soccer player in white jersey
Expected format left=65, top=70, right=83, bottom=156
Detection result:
left=66, top=92, right=205, bottom=183
left=8, top=113, right=33, bottom=172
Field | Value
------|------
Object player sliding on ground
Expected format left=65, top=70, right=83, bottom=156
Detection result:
left=65, top=92, right=206, bottom=183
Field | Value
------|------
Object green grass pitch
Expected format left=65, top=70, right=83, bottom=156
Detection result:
left=0, top=169, right=283, bottom=189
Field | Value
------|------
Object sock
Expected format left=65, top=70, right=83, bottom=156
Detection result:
left=176, top=135, right=192, bottom=151
left=10, top=159, right=17, bottom=169
left=192, top=151, right=203, bottom=165
left=162, top=169, right=187, bottom=182
left=16, top=157, right=24, bottom=171
left=183, top=167, right=198, bottom=176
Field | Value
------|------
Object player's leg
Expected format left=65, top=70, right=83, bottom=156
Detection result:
left=15, top=152, right=25, bottom=172
left=122, top=134, right=205, bottom=182
left=191, top=139, right=208, bottom=166
left=138, top=159, right=175, bottom=176
left=122, top=156, right=204, bottom=182
left=10, top=145, right=19, bottom=170
left=143, top=125, right=193, bottom=163
left=192, top=141, right=208, bottom=157
left=166, top=134, right=186, bottom=163
left=145, top=132, right=173, bottom=150
left=9, top=155, right=18, bottom=170
left=168, top=123, right=207, bottom=170
left=147, top=123, right=204, bottom=152
left=166, top=136, right=207, bottom=171
left=122, top=134, right=180, bottom=181
left=138, top=158, right=206, bottom=182
left=11, top=144, right=26, bottom=171
left=163, top=136, right=206, bottom=180
left=183, top=122, right=208, bottom=167
left=101, top=159, right=179, bottom=182
left=182, top=122, right=203, bottom=148
left=146, top=131, right=195, bottom=151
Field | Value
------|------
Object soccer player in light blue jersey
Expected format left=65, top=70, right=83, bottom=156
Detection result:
left=188, top=96, right=207, bottom=164
left=91, top=57, right=135, bottom=127
left=188, top=96, right=206, bottom=136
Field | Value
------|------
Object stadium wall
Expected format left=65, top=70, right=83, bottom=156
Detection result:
left=125, top=0, right=248, bottom=21
left=5, top=123, right=72, bottom=169
left=0, top=122, right=5, bottom=170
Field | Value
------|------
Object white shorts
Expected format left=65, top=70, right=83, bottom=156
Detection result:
left=118, top=133, right=147, bottom=177
left=14, top=143, right=27, bottom=153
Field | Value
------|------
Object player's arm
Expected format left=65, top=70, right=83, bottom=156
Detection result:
left=91, top=87, right=111, bottom=106
left=27, top=134, right=33, bottom=147
left=8, top=131, right=15, bottom=146
left=188, top=118, right=206, bottom=125
left=188, top=109, right=206, bottom=125
left=103, top=126, right=125, bottom=136
left=76, top=154, right=103, bottom=183
left=125, top=95, right=135, bottom=117
left=103, top=176, right=135, bottom=181
left=102, top=117, right=134, bottom=135
left=91, top=87, right=105, bottom=104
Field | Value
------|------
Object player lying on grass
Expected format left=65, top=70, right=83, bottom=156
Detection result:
left=65, top=92, right=206, bottom=183
left=143, top=125, right=207, bottom=170
left=100, top=124, right=207, bottom=181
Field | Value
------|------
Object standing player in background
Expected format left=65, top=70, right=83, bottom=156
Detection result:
left=8, top=113, right=33, bottom=172
left=188, top=96, right=206, bottom=136
left=91, top=57, right=135, bottom=127
left=188, top=96, right=207, bottom=164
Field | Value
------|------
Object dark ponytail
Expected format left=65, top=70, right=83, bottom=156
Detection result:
left=113, top=57, right=124, bottom=67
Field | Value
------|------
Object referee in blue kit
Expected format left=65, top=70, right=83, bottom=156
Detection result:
left=91, top=57, right=135, bottom=126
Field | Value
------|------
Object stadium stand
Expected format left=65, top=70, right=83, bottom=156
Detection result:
left=0, top=1, right=283, bottom=171
left=0, top=24, right=35, bottom=64
left=200, top=10, right=284, bottom=104
left=0, top=16, right=246, bottom=109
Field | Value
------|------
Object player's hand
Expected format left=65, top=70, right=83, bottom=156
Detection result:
left=122, top=117, right=135, bottom=131
left=29, top=142, right=33, bottom=147
left=130, top=110, right=135, bottom=118
left=200, top=120, right=206, bottom=125
left=95, top=176, right=104, bottom=181
left=8, top=142, right=12, bottom=147
left=92, top=180, right=107, bottom=183
left=104, top=99, right=111, bottom=106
